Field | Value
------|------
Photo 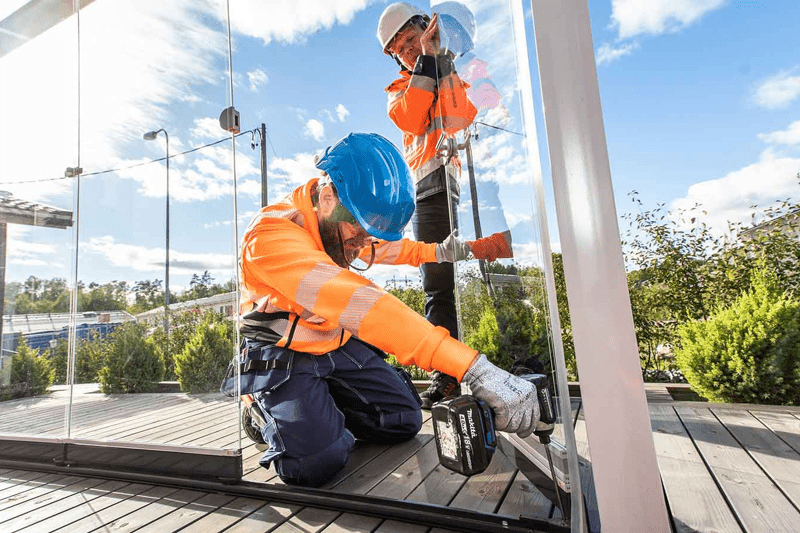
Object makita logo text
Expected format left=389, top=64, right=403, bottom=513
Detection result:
left=459, top=413, right=473, bottom=470
left=467, top=408, right=478, bottom=438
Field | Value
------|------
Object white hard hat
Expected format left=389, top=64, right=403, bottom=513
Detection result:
left=377, top=2, right=426, bottom=52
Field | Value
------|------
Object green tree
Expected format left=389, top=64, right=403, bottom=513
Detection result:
left=98, top=322, right=164, bottom=394
left=7, top=338, right=54, bottom=398
left=150, top=308, right=210, bottom=380
left=174, top=312, right=234, bottom=393
left=130, top=279, right=164, bottom=313
left=675, top=266, right=800, bottom=404
left=386, top=286, right=425, bottom=316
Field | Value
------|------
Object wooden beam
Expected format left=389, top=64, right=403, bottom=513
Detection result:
left=0, top=0, right=97, bottom=59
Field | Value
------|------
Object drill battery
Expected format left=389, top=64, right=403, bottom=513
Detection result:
left=431, top=395, right=497, bottom=476
left=432, top=374, right=558, bottom=476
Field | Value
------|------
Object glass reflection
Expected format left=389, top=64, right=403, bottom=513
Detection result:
left=0, top=1, right=79, bottom=439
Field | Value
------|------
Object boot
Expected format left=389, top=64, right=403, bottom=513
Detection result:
left=420, top=370, right=461, bottom=410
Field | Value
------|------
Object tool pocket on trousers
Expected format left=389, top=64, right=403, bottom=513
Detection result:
left=232, top=344, right=295, bottom=396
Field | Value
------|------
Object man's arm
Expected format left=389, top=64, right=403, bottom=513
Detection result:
left=387, top=75, right=436, bottom=136
left=243, top=220, right=478, bottom=379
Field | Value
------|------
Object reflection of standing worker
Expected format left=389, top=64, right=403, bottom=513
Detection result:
left=437, top=1, right=512, bottom=240
left=225, top=133, right=540, bottom=487
left=378, top=2, right=476, bottom=411
left=377, top=3, right=511, bottom=409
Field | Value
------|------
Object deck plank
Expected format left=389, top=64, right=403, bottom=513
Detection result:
left=12, top=482, right=154, bottom=533
left=447, top=447, right=517, bottom=514
left=751, top=411, right=800, bottom=455
left=178, top=497, right=272, bottom=532
left=649, top=405, right=743, bottom=533
left=132, top=491, right=237, bottom=532
left=4, top=479, right=129, bottom=532
left=216, top=499, right=300, bottom=533
left=713, top=408, right=800, bottom=511
left=48, top=484, right=181, bottom=532
left=497, top=470, right=553, bottom=519
left=87, top=487, right=207, bottom=532
left=676, top=406, right=800, bottom=532
left=331, top=421, right=434, bottom=495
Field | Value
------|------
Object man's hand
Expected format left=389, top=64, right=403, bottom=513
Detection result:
left=420, top=13, right=441, bottom=56
left=461, top=354, right=538, bottom=438
left=435, top=230, right=472, bottom=262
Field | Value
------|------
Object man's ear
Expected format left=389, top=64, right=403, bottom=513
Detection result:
left=317, top=183, right=338, bottom=218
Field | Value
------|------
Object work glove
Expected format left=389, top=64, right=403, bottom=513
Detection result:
left=467, top=230, right=513, bottom=262
left=435, top=230, right=472, bottom=263
left=462, top=354, right=538, bottom=438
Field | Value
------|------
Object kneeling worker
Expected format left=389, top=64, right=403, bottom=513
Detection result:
left=227, top=133, right=540, bottom=487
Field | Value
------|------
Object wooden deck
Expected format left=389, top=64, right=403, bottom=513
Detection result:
left=0, top=386, right=799, bottom=532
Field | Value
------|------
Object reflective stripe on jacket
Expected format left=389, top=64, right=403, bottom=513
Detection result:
left=238, top=178, right=478, bottom=380
left=386, top=69, right=477, bottom=187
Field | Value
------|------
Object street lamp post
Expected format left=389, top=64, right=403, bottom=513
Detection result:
left=143, top=129, right=170, bottom=336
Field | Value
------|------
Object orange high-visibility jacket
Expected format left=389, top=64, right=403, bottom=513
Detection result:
left=239, top=178, right=478, bottom=380
left=385, top=67, right=477, bottom=185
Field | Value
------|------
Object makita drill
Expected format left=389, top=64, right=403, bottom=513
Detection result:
left=432, top=373, right=557, bottom=476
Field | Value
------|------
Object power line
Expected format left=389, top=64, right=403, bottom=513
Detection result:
left=1, top=129, right=256, bottom=186
left=475, top=121, right=523, bottom=137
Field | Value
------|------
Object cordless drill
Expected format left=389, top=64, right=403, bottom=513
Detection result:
left=432, top=373, right=557, bottom=476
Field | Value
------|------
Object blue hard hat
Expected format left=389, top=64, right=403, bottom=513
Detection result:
left=315, top=133, right=415, bottom=242
left=434, top=1, right=476, bottom=56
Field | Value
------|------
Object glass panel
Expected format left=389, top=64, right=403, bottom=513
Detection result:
left=428, top=0, right=580, bottom=521
left=68, top=0, right=239, bottom=451
left=0, top=1, right=79, bottom=438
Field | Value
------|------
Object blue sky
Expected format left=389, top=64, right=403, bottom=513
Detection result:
left=1, top=0, right=798, bottom=295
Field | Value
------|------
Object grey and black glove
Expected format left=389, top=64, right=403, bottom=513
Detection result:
left=435, top=230, right=472, bottom=263
left=462, top=354, right=539, bottom=438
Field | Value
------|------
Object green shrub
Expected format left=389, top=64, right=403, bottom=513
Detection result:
left=385, top=354, right=428, bottom=380
left=150, top=308, right=209, bottom=381
left=174, top=314, right=234, bottom=393
left=6, top=338, right=54, bottom=399
left=466, top=307, right=500, bottom=361
left=47, top=332, right=108, bottom=385
left=98, top=322, right=164, bottom=394
left=675, top=268, right=800, bottom=405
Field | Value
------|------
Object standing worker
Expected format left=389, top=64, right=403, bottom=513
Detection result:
left=377, top=2, right=512, bottom=409
left=224, top=133, right=540, bottom=487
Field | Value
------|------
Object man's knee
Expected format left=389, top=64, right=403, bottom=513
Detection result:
left=266, top=428, right=355, bottom=487
left=345, top=406, right=422, bottom=444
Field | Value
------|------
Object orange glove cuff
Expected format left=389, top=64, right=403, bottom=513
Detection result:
left=467, top=231, right=513, bottom=262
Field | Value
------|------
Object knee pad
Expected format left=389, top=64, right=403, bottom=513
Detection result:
left=268, top=428, right=355, bottom=487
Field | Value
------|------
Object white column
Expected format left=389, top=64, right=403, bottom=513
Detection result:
left=530, top=0, right=670, bottom=530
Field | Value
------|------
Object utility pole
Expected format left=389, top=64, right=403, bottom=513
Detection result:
left=260, top=123, right=268, bottom=207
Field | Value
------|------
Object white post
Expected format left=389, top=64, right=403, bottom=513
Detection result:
left=530, top=0, right=670, bottom=530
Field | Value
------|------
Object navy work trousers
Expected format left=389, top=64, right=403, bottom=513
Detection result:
left=245, top=337, right=423, bottom=487
left=413, top=189, right=459, bottom=339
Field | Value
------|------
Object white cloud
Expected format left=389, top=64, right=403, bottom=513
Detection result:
left=610, top=0, right=728, bottom=40
left=670, top=150, right=800, bottom=237
left=268, top=152, right=320, bottom=199
left=335, top=104, right=350, bottom=122
left=1, top=0, right=226, bottom=204
left=303, top=119, right=325, bottom=142
left=5, top=226, right=61, bottom=268
left=84, top=236, right=235, bottom=276
left=753, top=71, right=800, bottom=110
left=758, top=120, right=800, bottom=146
left=225, top=0, right=371, bottom=45
left=596, top=42, right=639, bottom=66
left=190, top=117, right=224, bottom=140
left=247, top=68, right=269, bottom=92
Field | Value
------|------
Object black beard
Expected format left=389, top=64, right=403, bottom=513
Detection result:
left=318, top=217, right=349, bottom=268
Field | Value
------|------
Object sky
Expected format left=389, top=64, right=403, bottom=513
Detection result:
left=0, top=0, right=798, bottom=298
